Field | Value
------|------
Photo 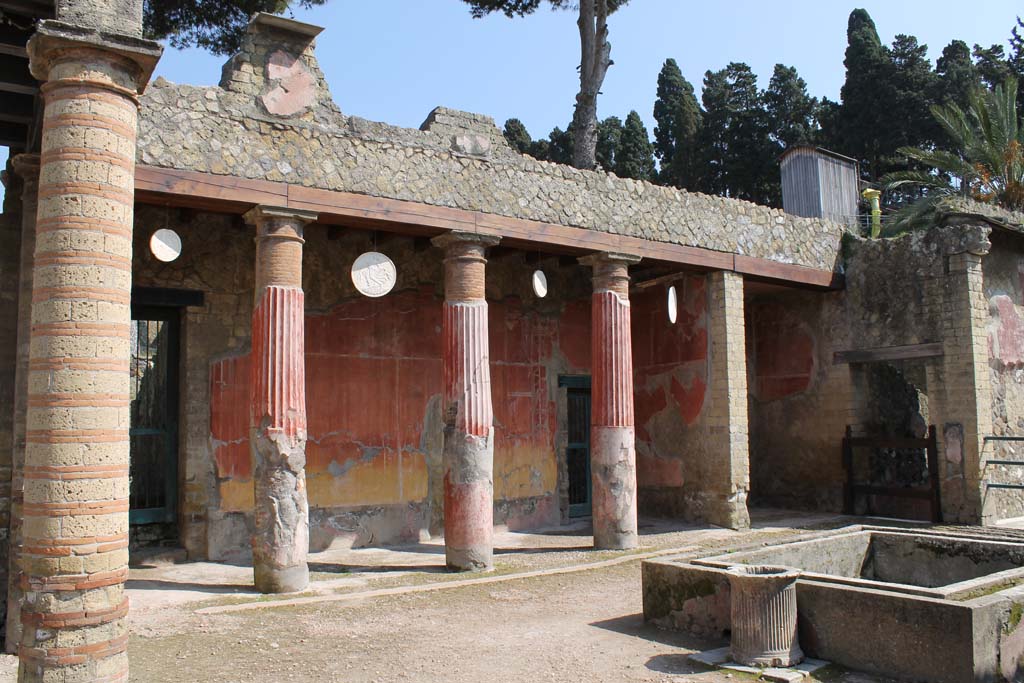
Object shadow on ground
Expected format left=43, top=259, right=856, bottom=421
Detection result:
left=127, top=579, right=252, bottom=594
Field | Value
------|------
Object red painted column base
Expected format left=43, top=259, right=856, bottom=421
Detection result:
left=591, top=426, right=638, bottom=549
left=443, top=430, right=494, bottom=571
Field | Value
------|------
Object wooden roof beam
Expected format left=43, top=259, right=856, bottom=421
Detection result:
left=134, top=165, right=843, bottom=291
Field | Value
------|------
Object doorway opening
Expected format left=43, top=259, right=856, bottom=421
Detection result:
left=561, top=376, right=592, bottom=518
left=129, top=305, right=180, bottom=542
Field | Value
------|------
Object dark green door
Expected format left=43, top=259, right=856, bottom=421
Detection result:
left=567, top=386, right=592, bottom=518
left=129, top=306, right=180, bottom=525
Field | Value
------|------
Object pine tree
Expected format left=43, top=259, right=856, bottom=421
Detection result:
left=503, top=118, right=534, bottom=155
left=614, top=111, right=656, bottom=181
left=463, top=0, right=631, bottom=170
left=652, top=59, right=702, bottom=190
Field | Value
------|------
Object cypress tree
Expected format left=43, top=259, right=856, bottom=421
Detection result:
left=698, top=63, right=776, bottom=204
left=764, top=64, right=817, bottom=149
left=836, top=9, right=892, bottom=180
left=889, top=34, right=940, bottom=155
left=595, top=116, right=623, bottom=172
left=503, top=118, right=534, bottom=155
left=614, top=111, right=656, bottom=181
left=935, top=40, right=980, bottom=109
left=974, top=44, right=1013, bottom=89
left=652, top=59, right=702, bottom=190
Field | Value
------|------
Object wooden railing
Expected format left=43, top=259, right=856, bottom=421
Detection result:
left=842, top=425, right=941, bottom=523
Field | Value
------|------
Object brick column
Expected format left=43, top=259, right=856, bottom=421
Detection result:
left=706, top=271, right=751, bottom=530
left=432, top=231, right=500, bottom=571
left=20, top=19, right=159, bottom=683
left=929, top=245, right=992, bottom=524
left=244, top=206, right=317, bottom=593
left=5, top=154, right=39, bottom=654
left=580, top=252, right=641, bottom=550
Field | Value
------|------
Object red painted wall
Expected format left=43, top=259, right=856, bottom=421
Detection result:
left=210, top=288, right=583, bottom=530
left=749, top=302, right=815, bottom=401
left=632, top=276, right=708, bottom=490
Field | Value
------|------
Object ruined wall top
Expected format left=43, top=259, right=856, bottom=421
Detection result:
left=936, top=197, right=1024, bottom=234
left=138, top=16, right=845, bottom=273
left=57, top=0, right=143, bottom=37
left=842, top=223, right=992, bottom=349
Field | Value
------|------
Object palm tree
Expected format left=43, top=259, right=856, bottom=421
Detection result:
left=881, top=77, right=1024, bottom=233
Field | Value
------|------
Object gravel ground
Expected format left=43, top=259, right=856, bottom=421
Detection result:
left=3, top=511, right=899, bottom=682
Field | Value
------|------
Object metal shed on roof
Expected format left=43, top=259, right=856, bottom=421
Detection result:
left=780, top=146, right=860, bottom=226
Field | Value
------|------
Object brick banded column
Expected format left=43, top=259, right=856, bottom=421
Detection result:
left=6, top=154, right=39, bottom=654
left=432, top=231, right=500, bottom=572
left=706, top=270, right=751, bottom=530
left=580, top=252, right=641, bottom=550
left=19, top=21, right=159, bottom=683
left=244, top=206, right=317, bottom=593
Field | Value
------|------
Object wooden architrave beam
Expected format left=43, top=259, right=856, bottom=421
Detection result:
left=134, top=165, right=843, bottom=290
left=833, top=342, right=944, bottom=365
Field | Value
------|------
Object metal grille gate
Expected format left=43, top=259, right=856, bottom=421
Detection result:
left=129, top=306, right=180, bottom=525
left=565, top=381, right=592, bottom=518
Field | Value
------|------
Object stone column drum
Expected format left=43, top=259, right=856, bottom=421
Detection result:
left=580, top=252, right=641, bottom=550
left=727, top=565, right=803, bottom=667
left=245, top=206, right=318, bottom=593
left=16, top=21, right=157, bottom=683
left=6, top=154, right=39, bottom=654
left=432, top=231, right=500, bottom=571
left=18, top=20, right=159, bottom=683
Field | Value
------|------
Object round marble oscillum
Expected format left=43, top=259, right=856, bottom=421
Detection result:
left=532, top=269, right=548, bottom=298
left=351, top=251, right=397, bottom=297
left=150, top=228, right=182, bottom=262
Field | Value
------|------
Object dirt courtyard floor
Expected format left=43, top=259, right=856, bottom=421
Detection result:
left=0, top=511, right=899, bottom=682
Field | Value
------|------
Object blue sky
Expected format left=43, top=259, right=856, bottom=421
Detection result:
left=150, top=0, right=1021, bottom=138
left=2, top=1, right=1020, bottom=189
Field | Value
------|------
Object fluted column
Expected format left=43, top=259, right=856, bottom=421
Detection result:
left=244, top=206, right=317, bottom=594
left=432, top=231, right=500, bottom=571
left=5, top=153, right=39, bottom=654
left=579, top=252, right=641, bottom=550
left=19, top=17, right=159, bottom=683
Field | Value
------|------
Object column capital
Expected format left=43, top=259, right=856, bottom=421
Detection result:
left=11, top=154, right=40, bottom=196
left=245, top=205, right=318, bottom=245
left=580, top=252, right=640, bottom=298
left=431, top=231, right=501, bottom=251
left=28, top=21, right=162, bottom=94
left=243, top=205, right=319, bottom=227
left=577, top=252, right=642, bottom=268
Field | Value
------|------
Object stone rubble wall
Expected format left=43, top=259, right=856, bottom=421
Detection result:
left=836, top=225, right=995, bottom=523
left=136, top=18, right=843, bottom=273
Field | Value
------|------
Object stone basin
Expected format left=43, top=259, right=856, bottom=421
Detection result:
left=642, top=526, right=1024, bottom=683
